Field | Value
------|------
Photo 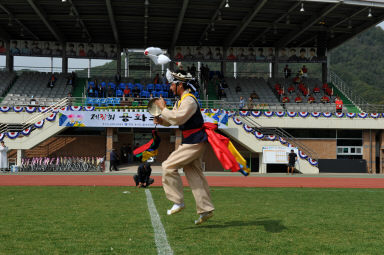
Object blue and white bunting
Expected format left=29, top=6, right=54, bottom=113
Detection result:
left=21, top=127, right=32, bottom=136
left=38, top=107, right=48, bottom=112
left=60, top=106, right=68, bottom=111
left=287, top=111, right=297, bottom=117
left=346, top=113, right=356, bottom=118
left=46, top=113, right=57, bottom=121
left=267, top=135, right=276, bottom=141
left=227, top=110, right=236, bottom=117
left=322, top=112, right=332, bottom=118
left=254, top=131, right=264, bottom=139
left=13, top=106, right=23, bottom=112
left=233, top=117, right=242, bottom=125
left=335, top=112, right=344, bottom=118
left=84, top=106, right=94, bottom=111
left=370, top=113, right=379, bottom=119
left=311, top=112, right=321, bottom=118
left=308, top=158, right=318, bottom=166
left=251, top=111, right=262, bottom=117
left=299, top=150, right=308, bottom=159
left=210, top=108, right=220, bottom=114
left=239, top=110, right=249, bottom=117
left=298, top=112, right=309, bottom=118
left=25, top=106, right=36, bottom=113
left=34, top=120, right=45, bottom=128
left=0, top=106, right=10, bottom=112
left=358, top=113, right=368, bottom=118
left=70, top=106, right=82, bottom=111
left=243, top=124, right=253, bottom=133
left=0, top=133, right=4, bottom=141
left=264, top=111, right=274, bottom=117
left=7, top=132, right=19, bottom=139
left=279, top=136, right=287, bottom=144
left=200, top=108, right=209, bottom=114
left=275, top=112, right=285, bottom=117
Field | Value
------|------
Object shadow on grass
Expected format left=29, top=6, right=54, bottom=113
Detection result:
left=184, top=219, right=287, bottom=233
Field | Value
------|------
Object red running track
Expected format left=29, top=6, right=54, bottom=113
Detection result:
left=1, top=175, right=384, bottom=188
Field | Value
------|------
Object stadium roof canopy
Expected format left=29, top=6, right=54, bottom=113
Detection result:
left=0, top=0, right=384, bottom=50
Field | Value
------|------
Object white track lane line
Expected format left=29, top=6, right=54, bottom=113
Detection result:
left=145, top=189, right=173, bottom=255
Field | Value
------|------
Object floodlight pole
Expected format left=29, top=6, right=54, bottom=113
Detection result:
left=124, top=52, right=128, bottom=78
left=88, top=59, right=91, bottom=78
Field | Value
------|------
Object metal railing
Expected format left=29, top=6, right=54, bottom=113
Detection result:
left=238, top=114, right=319, bottom=162
left=0, top=98, right=68, bottom=134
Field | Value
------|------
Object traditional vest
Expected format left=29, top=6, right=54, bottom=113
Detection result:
left=177, top=93, right=207, bottom=144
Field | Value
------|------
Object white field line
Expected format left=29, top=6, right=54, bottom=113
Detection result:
left=145, top=189, right=173, bottom=255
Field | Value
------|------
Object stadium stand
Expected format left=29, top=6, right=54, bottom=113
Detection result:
left=0, top=71, right=16, bottom=98
left=1, top=72, right=72, bottom=106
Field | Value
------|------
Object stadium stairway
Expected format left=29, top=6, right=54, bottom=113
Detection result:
left=72, top=78, right=87, bottom=98
left=330, top=83, right=361, bottom=113
left=221, top=116, right=319, bottom=174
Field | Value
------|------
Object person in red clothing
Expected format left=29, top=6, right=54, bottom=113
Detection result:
left=123, top=85, right=130, bottom=97
left=275, top=83, right=281, bottom=91
left=293, top=76, right=300, bottom=85
left=321, top=95, right=330, bottom=103
left=335, top=96, right=343, bottom=113
left=301, top=65, right=308, bottom=78
left=295, top=94, right=303, bottom=103
left=322, top=83, right=329, bottom=91
left=277, top=88, right=284, bottom=96
left=302, top=87, right=309, bottom=97
left=313, top=85, right=320, bottom=93
left=307, top=94, right=315, bottom=104
left=288, top=84, right=295, bottom=94
left=282, top=94, right=289, bottom=103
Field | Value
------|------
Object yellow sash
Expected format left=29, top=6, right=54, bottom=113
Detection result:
left=177, top=93, right=198, bottom=108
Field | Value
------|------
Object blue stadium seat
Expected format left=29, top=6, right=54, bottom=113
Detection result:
left=140, top=91, right=149, bottom=98
left=88, top=81, right=95, bottom=86
left=147, top=84, right=154, bottom=92
left=116, top=89, right=123, bottom=97
left=134, top=83, right=143, bottom=91
left=153, top=91, right=160, bottom=98
left=162, top=84, right=170, bottom=91
left=119, top=83, right=126, bottom=90
left=155, top=84, right=162, bottom=91
left=108, top=82, right=116, bottom=89
left=101, top=81, right=107, bottom=88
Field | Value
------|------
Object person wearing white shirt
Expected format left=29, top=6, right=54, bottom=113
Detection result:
left=0, top=141, right=9, bottom=171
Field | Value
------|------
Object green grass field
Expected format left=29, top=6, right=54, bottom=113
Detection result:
left=0, top=186, right=383, bottom=255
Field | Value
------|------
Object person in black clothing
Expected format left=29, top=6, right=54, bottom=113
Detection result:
left=110, top=149, right=119, bottom=171
left=133, top=163, right=154, bottom=188
left=287, top=149, right=297, bottom=175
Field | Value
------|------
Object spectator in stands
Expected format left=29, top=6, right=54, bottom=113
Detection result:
left=322, top=83, right=329, bottom=91
left=97, top=84, right=103, bottom=98
left=282, top=94, right=290, bottom=103
left=288, top=48, right=298, bottom=61
left=308, top=48, right=318, bottom=61
left=42, top=42, right=52, bottom=56
left=299, top=48, right=308, bottom=61
left=88, top=85, right=95, bottom=97
left=132, top=86, right=140, bottom=97
left=235, top=84, right=241, bottom=93
left=284, top=65, right=292, bottom=79
left=302, top=87, right=309, bottom=97
left=321, top=95, right=330, bottom=103
left=30, top=95, right=37, bottom=105
left=110, top=148, right=119, bottom=172
left=31, top=42, right=42, bottom=56
left=239, top=96, right=246, bottom=109
left=295, top=94, right=303, bottom=103
left=133, top=163, right=154, bottom=188
left=190, top=64, right=197, bottom=77
left=250, top=90, right=259, bottom=100
left=87, top=43, right=96, bottom=58
left=247, top=98, right=254, bottom=110
left=0, top=141, right=8, bottom=172
left=153, top=73, right=160, bottom=84
left=256, top=48, right=265, bottom=61
left=288, top=84, right=295, bottom=94
left=21, top=41, right=30, bottom=56
left=184, top=47, right=194, bottom=60
left=267, top=48, right=275, bottom=61
left=237, top=47, right=247, bottom=61
left=107, top=85, right=114, bottom=97
left=53, top=42, right=62, bottom=56
left=279, top=48, right=288, bottom=61
left=335, top=96, right=343, bottom=113
left=301, top=65, right=308, bottom=78
left=48, top=74, right=56, bottom=88
left=10, top=41, right=20, bottom=55
left=174, top=47, right=183, bottom=60
left=149, top=93, right=154, bottom=99
left=67, top=93, right=73, bottom=106
left=67, top=43, right=76, bottom=57
left=78, top=44, right=86, bottom=57
left=293, top=75, right=300, bottom=85
left=0, top=40, right=5, bottom=54
left=313, top=85, right=321, bottom=93
left=215, top=47, right=223, bottom=60
left=97, top=44, right=108, bottom=58
left=248, top=48, right=256, bottom=60
left=115, top=72, right=121, bottom=83
left=123, top=86, right=130, bottom=98
left=307, top=94, right=315, bottom=104
left=227, top=47, right=236, bottom=60
left=109, top=44, right=117, bottom=59
left=161, top=73, right=167, bottom=84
